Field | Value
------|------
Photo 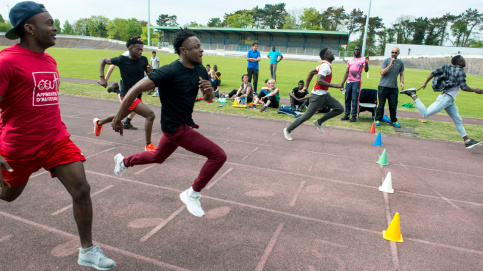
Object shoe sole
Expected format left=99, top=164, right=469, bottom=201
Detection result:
left=313, top=120, right=323, bottom=133
left=78, top=260, right=116, bottom=270
left=466, top=141, right=482, bottom=149
left=179, top=191, right=205, bottom=217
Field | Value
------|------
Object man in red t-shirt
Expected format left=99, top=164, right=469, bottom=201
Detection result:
left=0, top=2, right=116, bottom=270
left=283, top=48, right=344, bottom=141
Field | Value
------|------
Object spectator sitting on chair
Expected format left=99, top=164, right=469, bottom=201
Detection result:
left=225, top=74, right=253, bottom=103
left=248, top=79, right=280, bottom=112
left=210, top=71, right=221, bottom=98
left=289, top=80, right=309, bottom=112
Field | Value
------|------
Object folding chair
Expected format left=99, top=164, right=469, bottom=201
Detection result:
left=357, top=88, right=377, bottom=119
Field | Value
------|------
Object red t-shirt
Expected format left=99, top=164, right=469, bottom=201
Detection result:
left=0, top=44, right=70, bottom=156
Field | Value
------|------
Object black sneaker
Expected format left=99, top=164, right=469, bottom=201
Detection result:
left=400, top=89, right=417, bottom=97
left=465, top=139, right=482, bottom=149
left=260, top=106, right=267, bottom=112
left=107, top=83, right=119, bottom=93
left=350, top=116, right=357, bottom=122
left=341, top=115, right=350, bottom=121
left=123, top=123, right=138, bottom=130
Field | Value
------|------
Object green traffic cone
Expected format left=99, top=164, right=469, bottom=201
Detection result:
left=377, top=149, right=389, bottom=165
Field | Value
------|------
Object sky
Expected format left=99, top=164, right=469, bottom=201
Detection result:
left=2, top=0, right=482, bottom=32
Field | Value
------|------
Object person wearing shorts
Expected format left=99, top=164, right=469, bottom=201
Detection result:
left=110, top=28, right=227, bottom=218
left=96, top=36, right=157, bottom=151
left=0, top=2, right=116, bottom=269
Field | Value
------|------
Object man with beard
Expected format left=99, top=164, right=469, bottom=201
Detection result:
left=111, top=28, right=227, bottom=218
left=283, top=48, right=344, bottom=141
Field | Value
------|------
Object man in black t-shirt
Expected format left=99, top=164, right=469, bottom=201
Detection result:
left=110, top=28, right=227, bottom=218
left=289, top=80, right=309, bottom=111
left=94, top=37, right=157, bottom=151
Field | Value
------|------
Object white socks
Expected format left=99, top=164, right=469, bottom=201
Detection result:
left=188, top=186, right=200, bottom=197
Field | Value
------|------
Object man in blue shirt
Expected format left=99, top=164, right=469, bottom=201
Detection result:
left=247, top=42, right=261, bottom=95
left=267, top=46, right=283, bottom=82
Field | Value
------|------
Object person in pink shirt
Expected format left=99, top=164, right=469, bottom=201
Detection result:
left=0, top=2, right=115, bottom=269
left=341, top=45, right=369, bottom=122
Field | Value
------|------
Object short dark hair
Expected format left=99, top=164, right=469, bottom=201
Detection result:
left=206, top=64, right=210, bottom=67
left=252, top=42, right=258, bottom=46
left=241, top=74, right=248, bottom=80
left=452, top=55, right=463, bottom=65
left=298, top=80, right=304, bottom=84
left=126, top=36, right=143, bottom=48
left=16, top=16, right=36, bottom=39
left=152, top=51, right=156, bottom=54
left=265, top=78, right=269, bottom=84
left=319, top=48, right=329, bottom=59
left=173, top=27, right=195, bottom=55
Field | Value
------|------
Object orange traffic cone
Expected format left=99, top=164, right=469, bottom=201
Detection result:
left=369, top=122, right=376, bottom=133
left=383, top=212, right=404, bottom=242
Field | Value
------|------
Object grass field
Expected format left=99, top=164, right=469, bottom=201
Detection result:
left=2, top=45, right=483, bottom=142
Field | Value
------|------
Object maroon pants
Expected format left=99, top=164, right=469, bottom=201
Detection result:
left=123, top=124, right=227, bottom=191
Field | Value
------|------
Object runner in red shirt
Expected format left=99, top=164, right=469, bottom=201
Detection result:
left=0, top=2, right=115, bottom=270
left=283, top=48, right=344, bottom=141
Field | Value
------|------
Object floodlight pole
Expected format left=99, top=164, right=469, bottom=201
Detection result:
left=147, top=0, right=151, bottom=46
left=361, top=0, right=372, bottom=57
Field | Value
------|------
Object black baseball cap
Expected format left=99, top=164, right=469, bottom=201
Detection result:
left=5, top=1, right=48, bottom=40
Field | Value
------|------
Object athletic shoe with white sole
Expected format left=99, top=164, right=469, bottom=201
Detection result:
left=283, top=128, right=293, bottom=141
left=78, top=245, right=116, bottom=270
left=180, top=189, right=205, bottom=217
left=313, top=120, right=324, bottom=133
left=465, top=139, right=482, bottom=149
left=113, top=153, right=127, bottom=178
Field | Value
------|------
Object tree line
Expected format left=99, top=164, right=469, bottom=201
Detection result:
left=1, top=4, right=481, bottom=55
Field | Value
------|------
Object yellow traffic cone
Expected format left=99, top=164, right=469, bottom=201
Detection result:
left=383, top=212, right=403, bottom=242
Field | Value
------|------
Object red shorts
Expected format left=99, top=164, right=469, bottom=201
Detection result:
left=0, top=137, right=86, bottom=187
left=120, top=97, right=142, bottom=111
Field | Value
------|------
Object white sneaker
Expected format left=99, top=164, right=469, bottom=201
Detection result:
left=78, top=245, right=116, bottom=270
left=283, top=128, right=293, bottom=141
left=113, top=153, right=127, bottom=178
left=313, top=120, right=324, bottom=133
left=152, top=91, right=159, bottom=97
left=180, top=189, right=205, bottom=217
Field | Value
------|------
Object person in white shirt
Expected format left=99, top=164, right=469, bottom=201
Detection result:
left=150, top=51, right=160, bottom=97
left=283, top=48, right=344, bottom=141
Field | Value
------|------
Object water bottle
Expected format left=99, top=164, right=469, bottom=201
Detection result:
left=217, top=105, right=223, bottom=108
left=340, top=88, right=346, bottom=95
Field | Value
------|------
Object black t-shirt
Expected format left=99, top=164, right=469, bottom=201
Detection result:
left=110, top=55, right=148, bottom=98
left=292, top=87, right=308, bottom=99
left=211, top=78, right=220, bottom=90
left=148, top=60, right=209, bottom=133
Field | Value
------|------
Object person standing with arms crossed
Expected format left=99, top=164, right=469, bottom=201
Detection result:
left=247, top=42, right=261, bottom=95
left=0, top=2, right=116, bottom=269
left=400, top=55, right=482, bottom=149
left=283, top=48, right=344, bottom=141
left=267, top=46, right=283, bottom=82
left=341, top=45, right=369, bottom=122
left=150, top=50, right=160, bottom=97
left=110, top=28, right=227, bottom=217
left=375, top=47, right=404, bottom=128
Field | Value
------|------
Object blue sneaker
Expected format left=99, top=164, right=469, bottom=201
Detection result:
left=392, top=121, right=401, bottom=128
left=374, top=121, right=380, bottom=126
